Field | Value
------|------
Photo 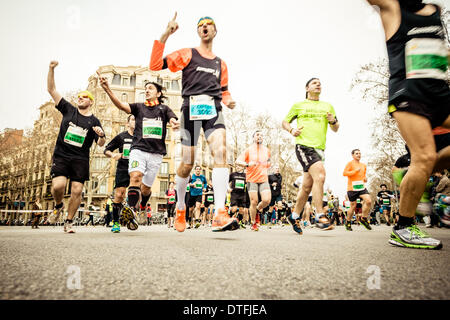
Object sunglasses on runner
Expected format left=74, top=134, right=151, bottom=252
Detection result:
left=197, top=17, right=215, bottom=27
left=78, top=95, right=90, bottom=99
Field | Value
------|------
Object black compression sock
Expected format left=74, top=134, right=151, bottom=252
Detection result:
left=55, top=203, right=63, bottom=209
left=127, top=186, right=141, bottom=208
left=395, top=215, right=415, bottom=230
left=141, top=192, right=151, bottom=208
left=112, top=202, right=122, bottom=223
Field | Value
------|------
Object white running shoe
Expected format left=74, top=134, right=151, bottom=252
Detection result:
left=64, top=220, right=75, bottom=233
left=48, top=205, right=64, bottom=225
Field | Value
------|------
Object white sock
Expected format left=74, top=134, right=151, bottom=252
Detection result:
left=175, top=175, right=190, bottom=210
left=212, top=167, right=229, bottom=215
left=291, top=212, right=300, bottom=220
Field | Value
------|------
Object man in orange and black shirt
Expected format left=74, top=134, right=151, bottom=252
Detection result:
left=342, top=149, right=372, bottom=231
left=150, top=13, right=237, bottom=233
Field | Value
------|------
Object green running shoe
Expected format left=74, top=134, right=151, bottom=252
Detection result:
left=111, top=222, right=121, bottom=233
left=389, top=225, right=442, bottom=250
left=345, top=221, right=352, bottom=231
left=359, top=217, right=372, bottom=230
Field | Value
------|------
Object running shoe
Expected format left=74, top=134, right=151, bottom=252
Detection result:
left=111, top=222, right=120, bottom=233
left=120, top=205, right=137, bottom=223
left=64, top=220, right=75, bottom=233
left=212, top=208, right=239, bottom=232
left=315, top=214, right=334, bottom=231
left=251, top=223, right=259, bottom=231
left=174, top=207, right=186, bottom=233
left=359, top=217, right=372, bottom=230
left=239, top=221, right=246, bottom=229
left=389, top=225, right=442, bottom=250
left=48, top=204, right=64, bottom=225
left=345, top=221, right=353, bottom=231
left=194, top=220, right=201, bottom=229
left=287, top=215, right=303, bottom=235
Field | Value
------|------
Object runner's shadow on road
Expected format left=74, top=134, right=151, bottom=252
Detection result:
left=210, top=237, right=238, bottom=241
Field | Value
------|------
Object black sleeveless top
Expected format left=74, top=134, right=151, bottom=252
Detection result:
left=386, top=5, right=449, bottom=106
left=181, top=48, right=222, bottom=102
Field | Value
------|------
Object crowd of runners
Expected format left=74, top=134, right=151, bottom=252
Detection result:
left=33, top=0, right=450, bottom=250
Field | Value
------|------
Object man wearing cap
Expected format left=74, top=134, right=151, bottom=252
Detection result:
left=150, top=13, right=238, bottom=233
left=46, top=61, right=105, bottom=233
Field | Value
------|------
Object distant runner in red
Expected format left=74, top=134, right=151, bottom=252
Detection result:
left=150, top=13, right=238, bottom=233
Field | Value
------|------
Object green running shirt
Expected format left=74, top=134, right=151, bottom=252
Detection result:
left=284, top=99, right=336, bottom=150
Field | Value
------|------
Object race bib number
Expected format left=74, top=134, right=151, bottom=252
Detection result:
left=64, top=123, right=87, bottom=147
left=352, top=181, right=365, bottom=191
left=405, top=38, right=448, bottom=80
left=143, top=118, right=163, bottom=139
left=186, top=185, right=190, bottom=192
left=122, top=143, right=131, bottom=159
left=189, top=95, right=217, bottom=120
left=383, top=199, right=390, bottom=205
left=169, top=197, right=175, bottom=203
left=356, top=198, right=361, bottom=204
left=235, top=179, right=245, bottom=190
left=207, top=195, right=214, bottom=202
left=195, top=180, right=203, bottom=189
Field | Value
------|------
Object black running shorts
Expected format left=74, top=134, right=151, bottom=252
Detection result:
left=435, top=132, right=449, bottom=152
left=114, top=169, right=130, bottom=189
left=389, top=100, right=450, bottom=129
left=295, top=144, right=325, bottom=172
left=188, top=194, right=203, bottom=208
left=347, top=189, right=369, bottom=202
left=180, top=100, right=226, bottom=147
left=51, top=156, right=89, bottom=183
left=230, top=193, right=247, bottom=208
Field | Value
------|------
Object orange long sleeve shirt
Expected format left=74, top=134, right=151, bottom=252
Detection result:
left=343, top=160, right=367, bottom=191
left=149, top=40, right=232, bottom=106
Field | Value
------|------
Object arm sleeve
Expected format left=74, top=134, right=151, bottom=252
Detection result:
left=129, top=103, right=138, bottom=116
left=55, top=98, right=72, bottom=115
left=165, top=106, right=178, bottom=121
left=244, top=149, right=249, bottom=163
left=283, top=104, right=298, bottom=123
left=343, top=162, right=353, bottom=177
left=220, top=60, right=232, bottom=105
left=149, top=40, right=192, bottom=72
left=329, top=104, right=337, bottom=118
left=104, top=134, right=121, bottom=153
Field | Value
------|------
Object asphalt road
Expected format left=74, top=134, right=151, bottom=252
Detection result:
left=1, top=223, right=449, bottom=300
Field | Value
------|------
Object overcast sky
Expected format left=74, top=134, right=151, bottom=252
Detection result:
left=1, top=0, right=448, bottom=200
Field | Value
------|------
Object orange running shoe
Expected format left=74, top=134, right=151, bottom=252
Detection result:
left=174, top=206, right=186, bottom=233
left=212, top=208, right=239, bottom=232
